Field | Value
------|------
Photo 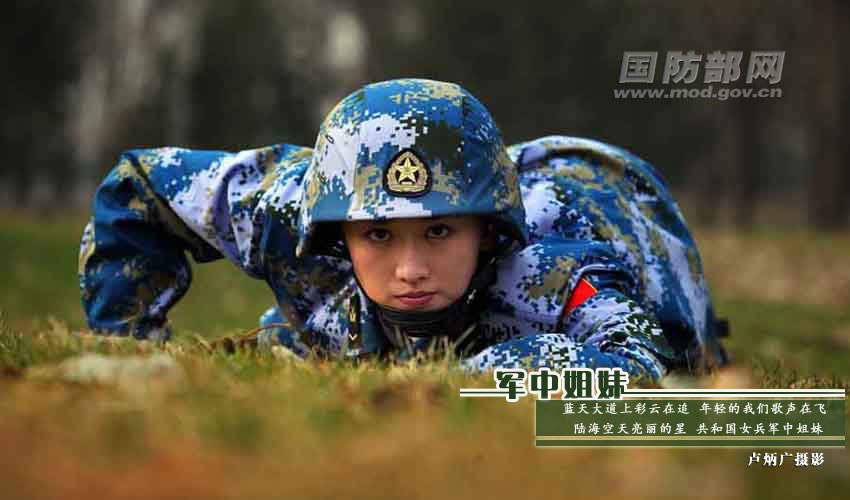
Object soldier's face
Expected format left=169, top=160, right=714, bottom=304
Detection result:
left=342, top=216, right=483, bottom=311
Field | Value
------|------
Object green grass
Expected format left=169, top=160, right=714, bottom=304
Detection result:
left=716, top=297, right=850, bottom=379
left=1, top=211, right=848, bottom=499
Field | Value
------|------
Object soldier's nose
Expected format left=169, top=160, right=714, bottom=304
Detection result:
left=395, top=245, right=430, bottom=284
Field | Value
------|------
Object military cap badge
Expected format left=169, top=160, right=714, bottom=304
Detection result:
left=383, top=148, right=431, bottom=197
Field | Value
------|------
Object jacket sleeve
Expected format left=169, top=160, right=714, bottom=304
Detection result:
left=460, top=237, right=676, bottom=382
left=492, top=135, right=723, bottom=378
left=78, top=145, right=310, bottom=339
left=460, top=275, right=674, bottom=381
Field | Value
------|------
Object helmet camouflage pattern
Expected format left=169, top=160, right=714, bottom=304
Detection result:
left=296, top=78, right=527, bottom=257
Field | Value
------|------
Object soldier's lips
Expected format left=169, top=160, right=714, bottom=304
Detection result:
left=394, top=292, right=435, bottom=308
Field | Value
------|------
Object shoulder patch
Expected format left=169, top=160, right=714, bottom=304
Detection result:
left=562, top=278, right=598, bottom=319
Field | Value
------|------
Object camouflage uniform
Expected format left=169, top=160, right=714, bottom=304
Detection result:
left=79, top=79, right=726, bottom=381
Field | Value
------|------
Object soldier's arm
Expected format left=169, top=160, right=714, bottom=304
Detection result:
left=78, top=145, right=309, bottom=339
left=461, top=273, right=674, bottom=382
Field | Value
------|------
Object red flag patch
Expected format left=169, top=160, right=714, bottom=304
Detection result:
left=562, top=278, right=598, bottom=319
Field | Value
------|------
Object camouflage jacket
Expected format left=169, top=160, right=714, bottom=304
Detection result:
left=79, top=135, right=725, bottom=380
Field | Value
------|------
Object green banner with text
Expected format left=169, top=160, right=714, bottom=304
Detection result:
left=536, top=398, right=846, bottom=447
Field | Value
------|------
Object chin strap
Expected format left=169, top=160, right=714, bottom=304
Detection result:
left=373, top=256, right=497, bottom=353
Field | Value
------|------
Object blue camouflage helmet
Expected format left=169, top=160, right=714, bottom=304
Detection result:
left=295, top=78, right=528, bottom=258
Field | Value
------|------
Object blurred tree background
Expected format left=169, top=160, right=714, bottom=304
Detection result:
left=1, top=0, right=847, bottom=229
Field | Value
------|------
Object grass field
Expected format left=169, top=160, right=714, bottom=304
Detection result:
left=1, top=210, right=848, bottom=499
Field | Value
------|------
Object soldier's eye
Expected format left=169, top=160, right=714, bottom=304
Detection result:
left=426, top=224, right=451, bottom=239
left=366, top=229, right=391, bottom=242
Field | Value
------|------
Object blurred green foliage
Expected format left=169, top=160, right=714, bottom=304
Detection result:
left=2, top=0, right=849, bottom=226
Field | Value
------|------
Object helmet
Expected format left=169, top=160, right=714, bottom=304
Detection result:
left=296, top=78, right=527, bottom=258
left=295, top=78, right=527, bottom=349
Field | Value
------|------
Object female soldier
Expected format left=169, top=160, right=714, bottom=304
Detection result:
left=79, top=78, right=727, bottom=381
